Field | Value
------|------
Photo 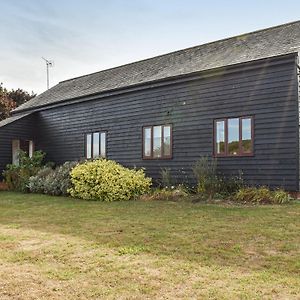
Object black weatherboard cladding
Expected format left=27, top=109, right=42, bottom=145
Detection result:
left=298, top=55, right=300, bottom=190
left=32, top=54, right=299, bottom=190
left=0, top=114, right=37, bottom=177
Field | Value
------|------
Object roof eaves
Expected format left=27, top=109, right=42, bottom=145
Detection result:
left=0, top=112, right=32, bottom=128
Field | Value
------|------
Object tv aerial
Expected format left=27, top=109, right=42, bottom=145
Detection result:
left=42, top=57, right=54, bottom=90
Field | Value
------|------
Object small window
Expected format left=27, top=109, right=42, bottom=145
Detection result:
left=86, top=132, right=106, bottom=159
left=214, top=116, right=253, bottom=157
left=143, top=125, right=172, bottom=159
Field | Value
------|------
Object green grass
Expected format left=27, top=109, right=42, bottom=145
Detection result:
left=0, top=191, right=299, bottom=299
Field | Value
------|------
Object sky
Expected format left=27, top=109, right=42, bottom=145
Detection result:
left=0, top=0, right=299, bottom=94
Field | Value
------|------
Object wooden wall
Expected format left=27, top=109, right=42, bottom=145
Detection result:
left=1, top=54, right=299, bottom=190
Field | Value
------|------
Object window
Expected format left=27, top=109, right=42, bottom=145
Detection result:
left=86, top=132, right=106, bottom=159
left=214, top=116, right=253, bottom=157
left=143, top=125, right=172, bottom=159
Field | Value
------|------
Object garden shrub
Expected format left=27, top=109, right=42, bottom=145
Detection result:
left=3, top=150, right=46, bottom=192
left=218, top=171, right=244, bottom=197
left=43, top=161, right=78, bottom=196
left=68, top=159, right=152, bottom=201
left=28, top=161, right=78, bottom=196
left=159, top=167, right=173, bottom=189
left=140, top=185, right=188, bottom=201
left=272, top=189, right=293, bottom=204
left=28, top=167, right=53, bottom=194
left=192, top=156, right=219, bottom=200
left=234, top=187, right=292, bottom=204
left=192, top=157, right=245, bottom=199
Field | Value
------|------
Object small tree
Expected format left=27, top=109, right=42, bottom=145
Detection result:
left=8, top=88, right=36, bottom=107
left=0, top=83, right=35, bottom=121
left=0, top=84, right=16, bottom=121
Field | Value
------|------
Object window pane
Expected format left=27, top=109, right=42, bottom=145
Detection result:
left=163, top=126, right=171, bottom=157
left=86, top=134, right=92, bottom=159
left=143, top=128, right=151, bottom=157
left=29, top=141, right=34, bottom=158
left=242, top=118, right=252, bottom=153
left=93, top=132, right=100, bottom=158
left=215, top=121, right=225, bottom=154
left=153, top=126, right=162, bottom=158
left=100, top=132, right=106, bottom=157
left=228, top=118, right=239, bottom=155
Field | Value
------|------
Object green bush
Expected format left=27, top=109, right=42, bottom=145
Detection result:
left=43, top=161, right=78, bottom=196
left=28, top=161, right=78, bottom=196
left=3, top=150, right=46, bottom=192
left=218, top=172, right=244, bottom=197
left=28, top=167, right=53, bottom=194
left=68, top=159, right=152, bottom=201
left=192, top=157, right=245, bottom=199
left=159, top=167, right=174, bottom=189
left=192, top=156, right=219, bottom=200
left=272, top=189, right=293, bottom=204
left=234, top=187, right=293, bottom=204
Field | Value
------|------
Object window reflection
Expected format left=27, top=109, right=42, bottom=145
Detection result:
left=163, top=126, right=171, bottom=157
left=216, top=121, right=225, bottom=154
left=242, top=118, right=252, bottom=153
left=86, top=134, right=92, bottom=159
left=228, top=118, right=239, bottom=155
left=100, top=132, right=106, bottom=158
left=143, top=128, right=151, bottom=157
left=93, top=132, right=100, bottom=158
left=153, top=126, right=162, bottom=158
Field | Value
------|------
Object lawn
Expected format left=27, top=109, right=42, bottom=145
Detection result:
left=0, top=192, right=299, bottom=299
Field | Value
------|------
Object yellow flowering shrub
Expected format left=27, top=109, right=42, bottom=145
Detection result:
left=68, top=159, right=152, bottom=201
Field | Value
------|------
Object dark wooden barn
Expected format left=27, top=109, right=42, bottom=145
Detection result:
left=1, top=21, right=300, bottom=190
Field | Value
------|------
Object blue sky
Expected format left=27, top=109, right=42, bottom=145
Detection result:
left=1, top=0, right=299, bottom=94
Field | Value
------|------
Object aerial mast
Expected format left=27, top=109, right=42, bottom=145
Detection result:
left=42, top=57, right=54, bottom=90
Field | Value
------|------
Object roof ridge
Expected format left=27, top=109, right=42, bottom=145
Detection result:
left=59, top=20, right=300, bottom=84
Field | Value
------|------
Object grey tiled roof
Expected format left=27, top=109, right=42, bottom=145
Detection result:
left=14, top=21, right=300, bottom=113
